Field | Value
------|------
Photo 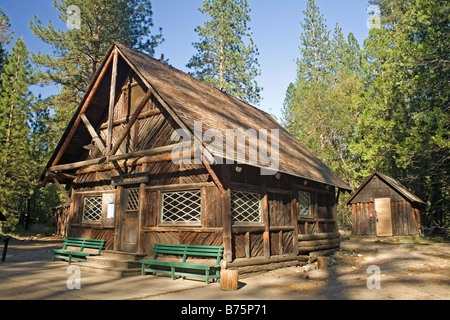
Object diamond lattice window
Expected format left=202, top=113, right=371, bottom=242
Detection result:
left=231, top=191, right=261, bottom=223
left=83, top=196, right=102, bottom=222
left=127, top=188, right=140, bottom=211
left=161, top=190, right=202, bottom=224
left=298, top=190, right=311, bottom=217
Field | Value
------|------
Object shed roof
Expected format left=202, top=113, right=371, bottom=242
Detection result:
left=346, top=171, right=425, bottom=205
left=43, top=43, right=352, bottom=191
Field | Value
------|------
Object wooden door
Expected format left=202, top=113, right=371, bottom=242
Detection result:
left=375, top=198, right=393, bottom=237
left=119, top=187, right=140, bottom=252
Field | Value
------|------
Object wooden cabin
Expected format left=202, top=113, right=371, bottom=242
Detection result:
left=43, top=43, right=351, bottom=273
left=346, top=172, right=424, bottom=237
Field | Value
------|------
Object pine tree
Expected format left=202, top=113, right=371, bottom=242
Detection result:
left=0, top=37, right=34, bottom=231
left=0, top=6, right=13, bottom=44
left=282, top=0, right=365, bottom=190
left=282, top=0, right=331, bottom=153
left=0, top=6, right=13, bottom=88
left=187, top=0, right=262, bottom=105
left=30, top=0, right=163, bottom=129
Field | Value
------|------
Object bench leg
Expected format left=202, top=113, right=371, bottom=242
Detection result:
left=141, top=264, right=145, bottom=276
left=171, top=267, right=175, bottom=280
left=206, top=270, right=210, bottom=284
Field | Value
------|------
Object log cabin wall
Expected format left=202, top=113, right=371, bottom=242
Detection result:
left=216, top=164, right=296, bottom=261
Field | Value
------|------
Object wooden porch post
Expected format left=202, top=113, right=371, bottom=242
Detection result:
left=262, top=177, right=270, bottom=259
left=291, top=187, right=299, bottom=255
left=221, top=164, right=232, bottom=262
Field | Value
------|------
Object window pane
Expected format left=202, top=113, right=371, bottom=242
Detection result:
left=83, top=196, right=102, bottom=222
left=127, top=188, right=140, bottom=211
left=298, top=190, right=311, bottom=216
left=231, top=191, right=261, bottom=223
left=161, top=190, right=201, bottom=223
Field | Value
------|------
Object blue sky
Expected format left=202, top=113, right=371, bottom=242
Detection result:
left=2, top=0, right=370, bottom=119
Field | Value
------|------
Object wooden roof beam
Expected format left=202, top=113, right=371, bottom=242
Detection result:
left=80, top=113, right=106, bottom=154
left=50, top=51, right=115, bottom=167
left=48, top=142, right=189, bottom=173
left=107, top=48, right=119, bottom=153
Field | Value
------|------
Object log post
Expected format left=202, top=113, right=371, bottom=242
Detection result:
left=291, top=188, right=299, bottom=254
left=262, top=177, right=270, bottom=259
left=80, top=113, right=106, bottom=153
left=220, top=269, right=239, bottom=291
left=107, top=48, right=118, bottom=153
left=222, top=189, right=232, bottom=263
left=221, top=164, right=232, bottom=262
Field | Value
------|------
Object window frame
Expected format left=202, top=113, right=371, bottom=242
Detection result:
left=230, top=190, right=263, bottom=226
left=160, top=189, right=202, bottom=226
left=297, top=189, right=312, bottom=218
left=81, top=195, right=103, bottom=223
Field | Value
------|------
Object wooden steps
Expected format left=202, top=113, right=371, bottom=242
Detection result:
left=78, top=250, right=147, bottom=278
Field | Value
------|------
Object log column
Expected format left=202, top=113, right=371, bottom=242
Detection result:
left=221, top=164, right=232, bottom=262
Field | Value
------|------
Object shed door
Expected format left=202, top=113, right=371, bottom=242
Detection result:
left=375, top=198, right=393, bottom=237
left=119, top=187, right=140, bottom=252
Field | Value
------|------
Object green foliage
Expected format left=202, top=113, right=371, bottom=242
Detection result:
left=30, top=0, right=163, bottom=130
left=282, top=0, right=365, bottom=188
left=283, top=0, right=449, bottom=225
left=356, top=0, right=449, bottom=224
left=0, top=6, right=13, bottom=90
left=0, top=6, right=13, bottom=44
left=0, top=37, right=34, bottom=229
left=0, top=21, right=61, bottom=232
left=187, top=0, right=262, bottom=105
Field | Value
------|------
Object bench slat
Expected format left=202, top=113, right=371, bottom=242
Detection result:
left=52, top=237, right=105, bottom=264
left=140, top=243, right=223, bottom=284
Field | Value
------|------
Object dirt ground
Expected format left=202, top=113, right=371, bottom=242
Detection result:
left=1, top=235, right=449, bottom=300
left=283, top=236, right=450, bottom=300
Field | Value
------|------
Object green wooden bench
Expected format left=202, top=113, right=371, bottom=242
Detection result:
left=52, top=237, right=105, bottom=264
left=140, top=243, right=224, bottom=284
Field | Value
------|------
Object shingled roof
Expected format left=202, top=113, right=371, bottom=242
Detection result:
left=44, top=43, right=351, bottom=191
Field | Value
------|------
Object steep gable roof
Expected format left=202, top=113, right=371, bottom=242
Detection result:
left=43, top=43, right=351, bottom=191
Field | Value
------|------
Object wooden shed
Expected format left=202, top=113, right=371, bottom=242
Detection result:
left=43, top=43, right=351, bottom=274
left=346, top=172, right=424, bottom=237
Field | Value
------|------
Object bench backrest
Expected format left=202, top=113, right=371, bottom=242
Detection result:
left=63, top=237, right=105, bottom=254
left=153, top=243, right=223, bottom=265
